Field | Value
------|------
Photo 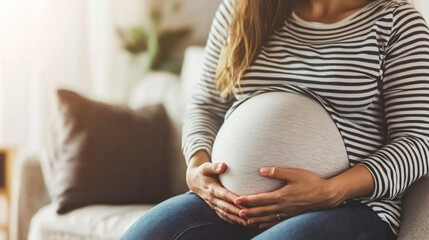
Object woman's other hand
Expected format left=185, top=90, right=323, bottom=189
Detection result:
left=234, top=167, right=346, bottom=228
left=186, top=150, right=248, bottom=226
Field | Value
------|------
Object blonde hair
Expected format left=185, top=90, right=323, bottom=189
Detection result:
left=215, top=0, right=293, bottom=100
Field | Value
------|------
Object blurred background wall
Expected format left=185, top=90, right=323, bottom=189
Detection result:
left=0, top=0, right=222, bottom=155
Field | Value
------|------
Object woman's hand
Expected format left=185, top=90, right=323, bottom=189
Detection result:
left=234, top=167, right=346, bottom=228
left=186, top=150, right=248, bottom=226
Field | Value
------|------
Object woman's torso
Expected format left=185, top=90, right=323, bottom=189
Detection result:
left=225, top=0, right=398, bottom=165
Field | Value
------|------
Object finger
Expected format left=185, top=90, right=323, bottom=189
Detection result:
left=207, top=202, right=233, bottom=224
left=239, top=204, right=280, bottom=218
left=206, top=201, right=245, bottom=225
left=213, top=206, right=247, bottom=226
left=259, top=221, right=281, bottom=229
left=216, top=211, right=233, bottom=224
left=218, top=214, right=233, bottom=224
left=210, top=182, right=240, bottom=204
left=235, top=192, right=279, bottom=207
left=211, top=196, right=241, bottom=216
left=260, top=167, right=300, bottom=181
left=246, top=212, right=285, bottom=225
left=202, top=162, right=226, bottom=175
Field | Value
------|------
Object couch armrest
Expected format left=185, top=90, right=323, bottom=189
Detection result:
left=10, top=153, right=50, bottom=240
left=398, top=174, right=429, bottom=240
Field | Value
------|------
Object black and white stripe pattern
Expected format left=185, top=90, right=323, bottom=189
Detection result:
left=181, top=0, right=429, bottom=236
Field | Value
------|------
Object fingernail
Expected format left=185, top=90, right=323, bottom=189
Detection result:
left=248, top=219, right=254, bottom=224
left=260, top=167, right=270, bottom=176
left=235, top=199, right=242, bottom=205
left=216, top=163, right=223, bottom=172
left=239, top=211, right=246, bottom=217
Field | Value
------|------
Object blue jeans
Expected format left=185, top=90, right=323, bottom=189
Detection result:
left=120, top=191, right=396, bottom=240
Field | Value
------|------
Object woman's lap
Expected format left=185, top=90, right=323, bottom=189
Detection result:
left=119, top=192, right=396, bottom=240
left=119, top=191, right=250, bottom=240
left=252, top=200, right=396, bottom=240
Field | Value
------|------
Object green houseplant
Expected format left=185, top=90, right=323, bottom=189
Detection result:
left=117, top=0, right=192, bottom=74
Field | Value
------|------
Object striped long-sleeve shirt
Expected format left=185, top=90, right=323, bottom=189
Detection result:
left=181, top=0, right=429, bottom=235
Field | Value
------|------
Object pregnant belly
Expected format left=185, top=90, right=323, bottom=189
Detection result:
left=211, top=92, right=349, bottom=196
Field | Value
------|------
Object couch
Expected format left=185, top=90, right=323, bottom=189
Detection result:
left=10, top=46, right=204, bottom=240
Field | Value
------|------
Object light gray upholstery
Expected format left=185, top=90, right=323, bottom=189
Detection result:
left=28, top=204, right=154, bottom=240
left=397, top=174, right=429, bottom=240
left=10, top=153, right=50, bottom=240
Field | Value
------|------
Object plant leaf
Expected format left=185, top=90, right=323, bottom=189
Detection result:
left=117, top=27, right=149, bottom=55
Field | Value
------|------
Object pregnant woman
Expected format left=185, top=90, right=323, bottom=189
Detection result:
left=121, top=0, right=429, bottom=239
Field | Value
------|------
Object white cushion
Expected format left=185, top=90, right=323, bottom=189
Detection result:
left=28, top=204, right=154, bottom=240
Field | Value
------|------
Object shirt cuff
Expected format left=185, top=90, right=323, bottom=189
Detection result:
left=356, top=161, right=382, bottom=200
left=184, top=144, right=213, bottom=166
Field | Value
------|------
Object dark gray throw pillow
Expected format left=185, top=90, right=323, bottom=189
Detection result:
left=49, top=89, right=171, bottom=214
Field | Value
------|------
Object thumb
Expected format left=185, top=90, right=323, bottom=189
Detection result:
left=260, top=167, right=297, bottom=181
left=202, top=162, right=226, bottom=175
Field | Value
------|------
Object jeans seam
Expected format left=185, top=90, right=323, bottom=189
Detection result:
left=174, top=222, right=220, bottom=240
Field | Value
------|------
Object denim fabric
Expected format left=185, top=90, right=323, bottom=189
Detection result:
left=119, top=191, right=396, bottom=240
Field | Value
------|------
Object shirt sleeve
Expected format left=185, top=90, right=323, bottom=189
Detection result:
left=181, top=0, right=236, bottom=165
left=357, top=3, right=429, bottom=200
